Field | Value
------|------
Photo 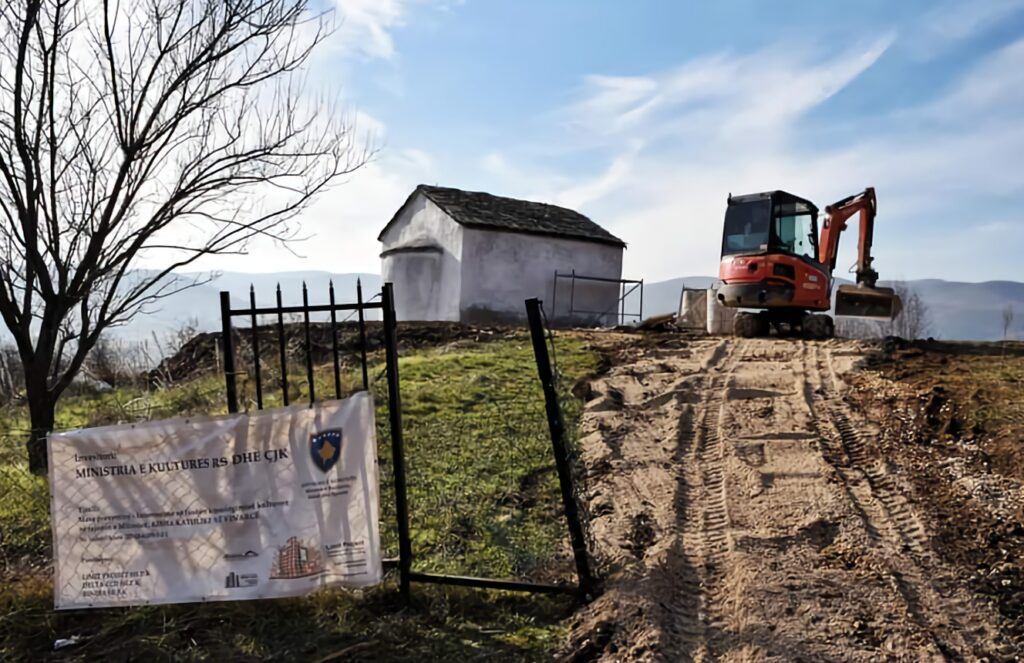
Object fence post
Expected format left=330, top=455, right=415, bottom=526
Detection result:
left=220, top=291, right=239, bottom=414
left=276, top=285, right=289, bottom=406
left=525, top=298, right=596, bottom=598
left=382, top=282, right=412, bottom=602
left=552, top=270, right=559, bottom=321
left=639, top=278, right=644, bottom=321
left=249, top=285, right=264, bottom=410
left=569, top=269, right=576, bottom=319
left=302, top=282, right=316, bottom=405
left=356, top=278, right=370, bottom=391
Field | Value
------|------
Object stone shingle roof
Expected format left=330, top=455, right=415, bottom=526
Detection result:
left=380, top=185, right=625, bottom=247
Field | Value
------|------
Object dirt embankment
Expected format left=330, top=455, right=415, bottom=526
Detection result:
left=564, top=336, right=1021, bottom=662
left=149, top=322, right=527, bottom=385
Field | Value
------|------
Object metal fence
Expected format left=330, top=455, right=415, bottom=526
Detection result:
left=552, top=269, right=644, bottom=326
left=218, top=282, right=597, bottom=600
left=0, top=284, right=600, bottom=622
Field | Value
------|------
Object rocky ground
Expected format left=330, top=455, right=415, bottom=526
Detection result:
left=563, top=336, right=1023, bottom=662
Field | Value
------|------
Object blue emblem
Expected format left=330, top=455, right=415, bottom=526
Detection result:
left=310, top=429, right=342, bottom=473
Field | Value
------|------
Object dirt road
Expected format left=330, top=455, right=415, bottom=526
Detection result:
left=568, top=337, right=1019, bottom=662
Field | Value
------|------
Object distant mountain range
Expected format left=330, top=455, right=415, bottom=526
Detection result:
left=103, top=271, right=1023, bottom=345
left=106, top=271, right=382, bottom=344
left=641, top=277, right=1024, bottom=341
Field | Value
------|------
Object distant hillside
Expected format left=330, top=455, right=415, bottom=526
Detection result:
left=100, top=271, right=1022, bottom=345
left=641, top=277, right=1024, bottom=341
left=107, top=271, right=381, bottom=343
left=639, top=277, right=718, bottom=319
left=892, top=279, right=1024, bottom=341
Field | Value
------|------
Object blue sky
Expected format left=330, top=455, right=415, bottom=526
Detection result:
left=209, top=0, right=1024, bottom=283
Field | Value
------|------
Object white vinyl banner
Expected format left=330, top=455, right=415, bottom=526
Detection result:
left=48, top=393, right=382, bottom=609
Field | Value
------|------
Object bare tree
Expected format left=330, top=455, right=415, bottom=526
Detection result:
left=882, top=282, right=932, bottom=340
left=83, top=331, right=137, bottom=388
left=0, top=0, right=369, bottom=472
left=1003, top=304, right=1015, bottom=341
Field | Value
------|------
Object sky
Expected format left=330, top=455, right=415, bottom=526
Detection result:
left=199, top=0, right=1024, bottom=284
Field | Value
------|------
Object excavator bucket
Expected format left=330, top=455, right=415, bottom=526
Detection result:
left=834, top=284, right=902, bottom=319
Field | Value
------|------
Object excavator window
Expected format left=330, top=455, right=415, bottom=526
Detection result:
left=722, top=200, right=770, bottom=255
left=773, top=211, right=817, bottom=260
left=721, top=196, right=820, bottom=262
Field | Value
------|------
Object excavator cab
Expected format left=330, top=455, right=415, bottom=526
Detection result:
left=721, top=191, right=819, bottom=264
left=718, top=191, right=829, bottom=312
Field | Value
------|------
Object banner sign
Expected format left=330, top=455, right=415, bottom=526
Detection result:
left=48, top=393, right=382, bottom=609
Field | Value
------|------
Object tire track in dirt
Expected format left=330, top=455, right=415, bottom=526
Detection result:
left=804, top=341, right=1011, bottom=661
left=566, top=338, right=733, bottom=661
left=566, top=336, right=1015, bottom=662
left=659, top=339, right=747, bottom=662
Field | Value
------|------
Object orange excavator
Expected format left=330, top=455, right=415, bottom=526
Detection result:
left=716, top=187, right=901, bottom=338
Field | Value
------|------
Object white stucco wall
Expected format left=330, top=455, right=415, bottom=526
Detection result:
left=380, top=194, right=463, bottom=321
left=459, top=228, right=624, bottom=325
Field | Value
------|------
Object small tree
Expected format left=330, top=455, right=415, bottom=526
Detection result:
left=0, top=0, right=369, bottom=472
left=1003, top=304, right=1015, bottom=341
left=883, top=283, right=932, bottom=340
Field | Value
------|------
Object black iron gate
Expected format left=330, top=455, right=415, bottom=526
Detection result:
left=219, top=282, right=596, bottom=601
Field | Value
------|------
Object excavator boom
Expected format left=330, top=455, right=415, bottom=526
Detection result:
left=819, top=187, right=902, bottom=319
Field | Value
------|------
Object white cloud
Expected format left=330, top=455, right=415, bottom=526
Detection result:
left=905, top=0, right=1024, bottom=60
left=331, top=0, right=406, bottom=59
left=489, top=35, right=1024, bottom=283
left=140, top=1, right=457, bottom=276
left=923, top=0, right=1024, bottom=41
left=329, top=0, right=458, bottom=60
left=189, top=141, right=434, bottom=274
left=552, top=141, right=642, bottom=210
left=929, top=38, right=1024, bottom=119
left=561, top=37, right=892, bottom=150
left=479, top=152, right=575, bottom=201
left=207, top=0, right=469, bottom=272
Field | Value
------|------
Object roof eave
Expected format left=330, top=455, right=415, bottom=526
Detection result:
left=459, top=222, right=626, bottom=248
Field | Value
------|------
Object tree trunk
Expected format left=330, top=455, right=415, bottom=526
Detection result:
left=26, top=384, right=56, bottom=476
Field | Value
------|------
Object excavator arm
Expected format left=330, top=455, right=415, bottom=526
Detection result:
left=818, top=187, right=879, bottom=287
left=818, top=187, right=901, bottom=318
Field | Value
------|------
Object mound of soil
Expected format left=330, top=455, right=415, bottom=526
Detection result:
left=148, top=322, right=527, bottom=386
left=848, top=338, right=1024, bottom=646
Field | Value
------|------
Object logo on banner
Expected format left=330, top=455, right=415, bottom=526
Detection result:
left=224, top=550, right=259, bottom=562
left=225, top=572, right=258, bottom=589
left=270, top=537, right=325, bottom=579
left=310, top=429, right=342, bottom=473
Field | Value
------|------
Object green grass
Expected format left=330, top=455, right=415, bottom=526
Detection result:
left=0, top=334, right=599, bottom=661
